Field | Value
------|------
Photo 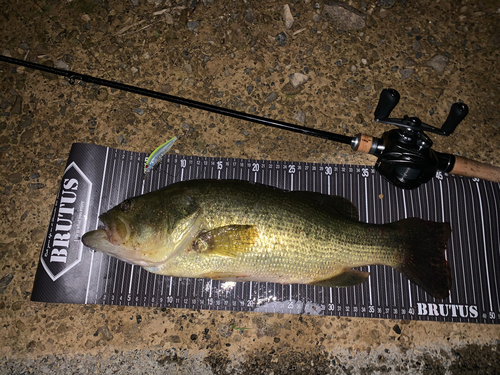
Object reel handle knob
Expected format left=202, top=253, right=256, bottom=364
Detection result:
left=374, top=88, right=400, bottom=120
left=441, top=103, right=469, bottom=135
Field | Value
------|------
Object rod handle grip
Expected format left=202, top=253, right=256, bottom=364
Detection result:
left=450, top=156, right=500, bottom=183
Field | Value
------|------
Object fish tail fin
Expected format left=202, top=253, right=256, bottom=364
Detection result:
left=393, top=218, right=452, bottom=299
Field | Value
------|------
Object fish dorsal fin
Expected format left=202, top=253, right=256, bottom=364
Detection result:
left=309, top=268, right=369, bottom=287
left=191, top=225, right=259, bottom=257
left=290, top=191, right=359, bottom=220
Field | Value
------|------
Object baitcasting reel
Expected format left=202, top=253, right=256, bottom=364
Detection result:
left=353, top=89, right=469, bottom=189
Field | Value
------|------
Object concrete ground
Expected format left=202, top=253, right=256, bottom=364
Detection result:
left=1, top=0, right=499, bottom=373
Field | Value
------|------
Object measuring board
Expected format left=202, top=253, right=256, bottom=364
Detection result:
left=31, top=143, right=500, bottom=324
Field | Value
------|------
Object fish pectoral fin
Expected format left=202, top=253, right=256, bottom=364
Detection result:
left=193, top=225, right=258, bottom=258
left=309, top=268, right=370, bottom=287
left=203, top=271, right=252, bottom=281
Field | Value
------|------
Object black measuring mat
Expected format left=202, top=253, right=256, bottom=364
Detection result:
left=32, top=143, right=500, bottom=324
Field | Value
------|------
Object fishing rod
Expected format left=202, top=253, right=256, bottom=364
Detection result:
left=1, top=55, right=499, bottom=189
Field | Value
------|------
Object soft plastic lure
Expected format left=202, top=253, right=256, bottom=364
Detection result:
left=144, top=136, right=177, bottom=174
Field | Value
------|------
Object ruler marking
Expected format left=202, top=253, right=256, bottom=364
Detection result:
left=346, top=172, right=352, bottom=307
left=152, top=275, right=157, bottom=305
left=462, top=179, right=476, bottom=308
left=161, top=276, right=165, bottom=302
left=439, top=179, right=446, bottom=261
left=136, top=267, right=142, bottom=304
left=143, top=271, right=149, bottom=306
left=119, top=157, right=134, bottom=301
left=85, top=147, right=109, bottom=304
left=363, top=176, right=372, bottom=307
left=446, top=178, right=458, bottom=312
left=484, top=182, right=499, bottom=317
left=120, top=261, right=127, bottom=300
left=376, top=177, right=387, bottom=307
left=486, top=182, right=500, bottom=312
left=176, top=278, right=181, bottom=308
left=335, top=169, right=341, bottom=308
left=475, top=183, right=493, bottom=312
left=442, top=178, right=455, bottom=307
left=102, top=156, right=118, bottom=298
left=468, top=178, right=483, bottom=323
left=111, top=154, right=126, bottom=300
left=360, top=174, right=366, bottom=306
left=100, top=151, right=120, bottom=302
left=400, top=188, right=413, bottom=309
left=93, top=184, right=110, bottom=300
left=381, top=180, right=389, bottom=316
left=454, top=180, right=468, bottom=305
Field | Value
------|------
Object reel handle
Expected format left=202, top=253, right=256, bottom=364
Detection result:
left=374, top=89, right=400, bottom=120
left=441, top=103, right=469, bottom=135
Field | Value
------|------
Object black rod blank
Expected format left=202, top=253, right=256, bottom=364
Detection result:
left=0, top=55, right=354, bottom=146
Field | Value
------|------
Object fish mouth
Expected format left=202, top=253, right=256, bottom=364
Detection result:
left=82, top=229, right=136, bottom=265
left=81, top=213, right=132, bottom=259
left=99, top=214, right=131, bottom=246
left=82, top=228, right=108, bottom=249
left=82, top=222, right=165, bottom=269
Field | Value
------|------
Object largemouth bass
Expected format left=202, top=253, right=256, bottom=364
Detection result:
left=82, top=179, right=452, bottom=299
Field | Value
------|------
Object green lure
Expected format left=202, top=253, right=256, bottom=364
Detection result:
left=144, top=136, right=177, bottom=174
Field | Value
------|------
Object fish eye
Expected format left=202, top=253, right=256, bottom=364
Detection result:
left=120, top=200, right=132, bottom=212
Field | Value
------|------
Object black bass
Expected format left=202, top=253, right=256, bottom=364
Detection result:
left=82, top=179, right=452, bottom=299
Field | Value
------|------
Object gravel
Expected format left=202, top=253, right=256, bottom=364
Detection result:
left=1, top=350, right=213, bottom=375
